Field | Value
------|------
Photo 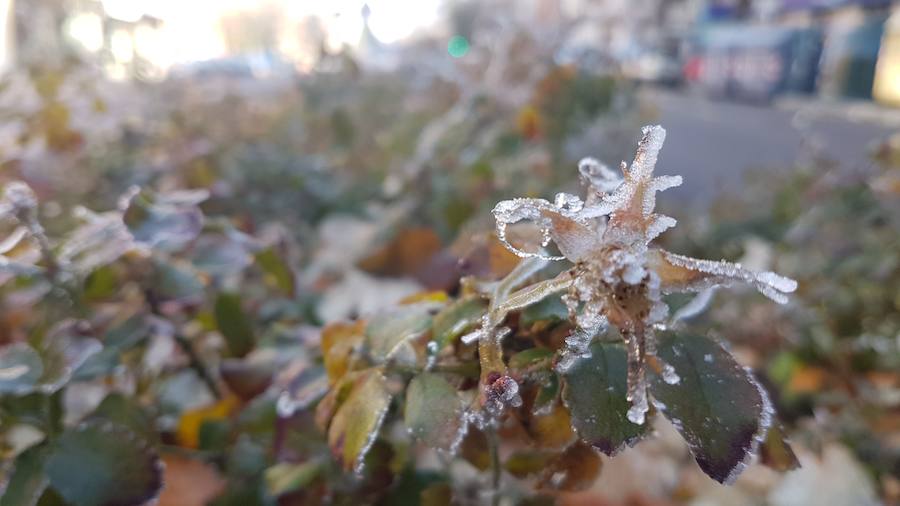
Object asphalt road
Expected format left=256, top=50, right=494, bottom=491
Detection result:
left=638, top=88, right=899, bottom=204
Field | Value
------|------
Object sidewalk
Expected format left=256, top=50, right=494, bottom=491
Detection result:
left=775, top=95, right=900, bottom=129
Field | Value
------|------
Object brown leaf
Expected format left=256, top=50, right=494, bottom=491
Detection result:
left=536, top=442, right=602, bottom=491
left=760, top=425, right=801, bottom=472
left=157, top=454, right=226, bottom=506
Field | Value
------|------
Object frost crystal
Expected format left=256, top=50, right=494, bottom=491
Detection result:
left=489, top=125, right=797, bottom=425
left=1, top=181, right=38, bottom=216
left=578, top=157, right=623, bottom=195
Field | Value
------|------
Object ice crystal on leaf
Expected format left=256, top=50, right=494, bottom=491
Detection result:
left=489, top=125, right=797, bottom=426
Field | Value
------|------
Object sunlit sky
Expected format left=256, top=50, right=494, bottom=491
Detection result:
left=95, top=0, right=445, bottom=67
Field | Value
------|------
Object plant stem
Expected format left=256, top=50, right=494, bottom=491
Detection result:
left=145, top=289, right=221, bottom=400
left=174, top=333, right=222, bottom=400
left=488, top=427, right=501, bottom=506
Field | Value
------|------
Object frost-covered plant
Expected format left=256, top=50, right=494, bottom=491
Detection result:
left=484, top=125, right=797, bottom=426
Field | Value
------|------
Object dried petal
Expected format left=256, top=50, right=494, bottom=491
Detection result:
left=648, top=249, right=797, bottom=304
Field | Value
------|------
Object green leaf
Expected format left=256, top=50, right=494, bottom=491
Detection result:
left=429, top=295, right=486, bottom=351
left=532, top=370, right=559, bottom=414
left=0, top=343, right=44, bottom=395
left=561, top=342, right=649, bottom=455
left=509, top=347, right=554, bottom=372
left=215, top=293, right=256, bottom=357
left=82, top=265, right=119, bottom=301
left=1, top=327, right=101, bottom=395
left=190, top=232, right=253, bottom=277
left=366, top=305, right=433, bottom=365
left=264, top=461, right=322, bottom=496
left=0, top=444, right=49, bottom=506
left=74, top=316, right=151, bottom=380
left=650, top=333, right=772, bottom=484
left=519, top=294, right=568, bottom=327
left=255, top=248, right=295, bottom=296
left=36, top=328, right=102, bottom=394
left=404, top=373, right=464, bottom=451
left=276, top=364, right=329, bottom=418
left=149, top=258, right=205, bottom=306
left=122, top=188, right=206, bottom=252
left=44, top=422, right=163, bottom=506
left=327, top=369, right=392, bottom=472
left=88, top=393, right=154, bottom=440
left=383, top=469, right=448, bottom=506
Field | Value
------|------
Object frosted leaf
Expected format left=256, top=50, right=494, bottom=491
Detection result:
left=643, top=175, right=682, bottom=217
left=722, top=368, right=775, bottom=485
left=492, top=198, right=566, bottom=260
left=556, top=314, right=606, bottom=373
left=755, top=271, right=799, bottom=294
left=578, top=157, right=623, bottom=194
left=0, top=226, right=27, bottom=255
left=655, top=250, right=797, bottom=304
left=58, top=210, right=137, bottom=274
left=645, top=215, right=677, bottom=241
left=554, top=192, right=584, bottom=213
left=460, top=326, right=486, bottom=345
left=1, top=181, right=37, bottom=215
left=497, top=273, right=574, bottom=316
left=630, top=125, right=666, bottom=180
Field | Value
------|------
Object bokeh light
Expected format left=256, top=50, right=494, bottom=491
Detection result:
left=447, top=35, right=469, bottom=58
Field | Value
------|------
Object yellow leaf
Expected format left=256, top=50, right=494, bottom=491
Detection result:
left=321, top=320, right=366, bottom=384
left=175, top=396, right=239, bottom=448
left=399, top=291, right=449, bottom=305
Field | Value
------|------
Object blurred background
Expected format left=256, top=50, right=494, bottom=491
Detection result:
left=0, top=0, right=898, bottom=505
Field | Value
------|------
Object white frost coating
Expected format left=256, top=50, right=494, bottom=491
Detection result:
left=0, top=226, right=27, bottom=254
left=722, top=367, right=775, bottom=485
left=627, top=396, right=649, bottom=425
left=645, top=215, right=677, bottom=241
left=556, top=313, right=607, bottom=373
left=460, top=326, right=486, bottom=345
left=755, top=271, right=799, bottom=293
left=630, top=125, right=666, bottom=180
left=492, top=198, right=567, bottom=261
left=1, top=181, right=38, bottom=213
left=622, top=263, right=646, bottom=285
left=554, top=192, right=584, bottom=212
left=662, top=251, right=797, bottom=304
left=353, top=394, right=391, bottom=476
left=661, top=363, right=681, bottom=385
left=578, top=157, right=623, bottom=194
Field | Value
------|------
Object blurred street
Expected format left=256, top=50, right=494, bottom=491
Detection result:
left=642, top=87, right=899, bottom=202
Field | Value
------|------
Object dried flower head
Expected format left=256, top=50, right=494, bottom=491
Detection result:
left=486, top=125, right=797, bottom=425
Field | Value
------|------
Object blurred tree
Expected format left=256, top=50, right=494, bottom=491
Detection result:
left=12, top=0, right=70, bottom=67
left=220, top=3, right=282, bottom=56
